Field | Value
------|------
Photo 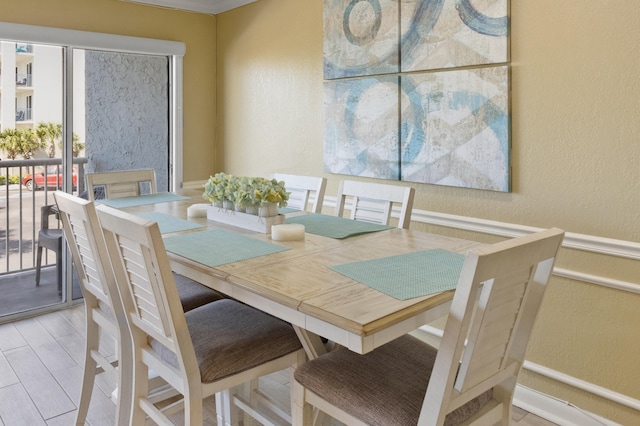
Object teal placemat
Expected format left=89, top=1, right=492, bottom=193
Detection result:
left=137, top=212, right=204, bottom=234
left=286, top=214, right=392, bottom=239
left=279, top=207, right=299, bottom=214
left=97, top=193, right=189, bottom=208
left=164, top=229, right=290, bottom=267
left=330, top=249, right=465, bottom=300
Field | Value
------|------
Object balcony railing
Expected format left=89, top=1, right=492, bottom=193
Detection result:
left=0, top=158, right=87, bottom=275
left=16, top=73, right=33, bottom=86
left=15, top=108, right=32, bottom=121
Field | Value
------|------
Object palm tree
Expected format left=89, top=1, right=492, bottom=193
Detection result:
left=58, top=133, right=85, bottom=157
left=36, top=122, right=62, bottom=158
left=0, top=128, right=22, bottom=160
left=19, top=129, right=43, bottom=159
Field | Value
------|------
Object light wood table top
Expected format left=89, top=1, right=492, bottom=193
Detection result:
left=124, top=192, right=482, bottom=357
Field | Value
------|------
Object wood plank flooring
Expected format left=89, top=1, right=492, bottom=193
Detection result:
left=0, top=304, right=558, bottom=425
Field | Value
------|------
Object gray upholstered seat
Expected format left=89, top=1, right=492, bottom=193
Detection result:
left=152, top=299, right=302, bottom=382
left=294, top=334, right=492, bottom=426
left=173, top=272, right=224, bottom=312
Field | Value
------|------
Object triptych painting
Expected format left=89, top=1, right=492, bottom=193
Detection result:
left=323, top=0, right=510, bottom=192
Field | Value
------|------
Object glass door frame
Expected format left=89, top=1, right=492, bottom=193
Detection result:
left=0, top=21, right=185, bottom=314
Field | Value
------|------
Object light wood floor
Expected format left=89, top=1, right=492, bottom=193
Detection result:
left=0, top=304, right=558, bottom=425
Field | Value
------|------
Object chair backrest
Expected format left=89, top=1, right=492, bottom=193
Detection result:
left=419, top=228, right=565, bottom=425
left=53, top=192, right=125, bottom=328
left=96, top=204, right=197, bottom=387
left=86, top=169, right=157, bottom=201
left=334, top=179, right=415, bottom=229
left=40, top=204, right=59, bottom=231
left=273, top=173, right=327, bottom=213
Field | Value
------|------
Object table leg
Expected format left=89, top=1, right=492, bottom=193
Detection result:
left=293, top=326, right=327, bottom=360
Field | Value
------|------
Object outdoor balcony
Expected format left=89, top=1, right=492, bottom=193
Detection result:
left=0, top=158, right=87, bottom=320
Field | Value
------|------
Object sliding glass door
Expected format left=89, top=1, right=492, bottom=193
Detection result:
left=0, top=22, right=184, bottom=322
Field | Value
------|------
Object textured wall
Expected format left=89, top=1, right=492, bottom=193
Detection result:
left=85, top=51, right=169, bottom=191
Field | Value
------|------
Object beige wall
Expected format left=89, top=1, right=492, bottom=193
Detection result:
left=217, top=0, right=640, bottom=424
left=2, top=0, right=218, bottom=183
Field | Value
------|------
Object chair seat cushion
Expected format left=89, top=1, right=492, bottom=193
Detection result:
left=294, top=334, right=492, bottom=426
left=173, top=272, right=224, bottom=312
left=152, top=299, right=302, bottom=383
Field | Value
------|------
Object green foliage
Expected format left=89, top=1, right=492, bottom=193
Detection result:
left=203, top=173, right=290, bottom=208
left=56, top=130, right=85, bottom=157
left=36, top=122, right=62, bottom=158
left=0, top=128, right=44, bottom=159
left=0, top=175, right=21, bottom=186
left=0, top=122, right=84, bottom=159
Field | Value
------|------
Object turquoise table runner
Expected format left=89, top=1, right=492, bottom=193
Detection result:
left=330, top=249, right=465, bottom=300
left=164, top=229, right=290, bottom=267
left=137, top=212, right=203, bottom=234
left=97, top=193, right=189, bottom=208
left=286, top=214, right=392, bottom=239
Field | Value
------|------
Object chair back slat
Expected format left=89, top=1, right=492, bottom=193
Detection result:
left=350, top=197, right=393, bottom=225
left=86, top=169, right=157, bottom=201
left=420, top=228, right=564, bottom=424
left=273, top=173, right=327, bottom=213
left=54, top=192, right=115, bottom=304
left=97, top=204, right=194, bottom=366
left=454, top=233, right=562, bottom=393
left=334, top=179, right=415, bottom=228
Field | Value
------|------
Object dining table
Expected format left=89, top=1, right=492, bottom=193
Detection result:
left=114, top=190, right=483, bottom=360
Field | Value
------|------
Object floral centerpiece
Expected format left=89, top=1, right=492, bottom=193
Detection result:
left=203, top=173, right=289, bottom=217
left=202, top=172, right=229, bottom=207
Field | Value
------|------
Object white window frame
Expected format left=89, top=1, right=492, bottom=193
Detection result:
left=0, top=21, right=186, bottom=190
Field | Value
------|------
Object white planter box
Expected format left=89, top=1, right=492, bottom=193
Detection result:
left=206, top=206, right=284, bottom=233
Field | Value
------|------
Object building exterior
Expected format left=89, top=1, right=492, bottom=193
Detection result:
left=0, top=42, right=62, bottom=134
left=0, top=41, right=85, bottom=158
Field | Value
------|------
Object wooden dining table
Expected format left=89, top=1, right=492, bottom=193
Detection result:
left=119, top=191, right=483, bottom=360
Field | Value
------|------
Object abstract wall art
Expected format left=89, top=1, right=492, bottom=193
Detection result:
left=400, top=66, right=510, bottom=191
left=401, top=0, right=509, bottom=72
left=324, top=0, right=400, bottom=79
left=323, top=76, right=400, bottom=180
left=323, top=0, right=511, bottom=192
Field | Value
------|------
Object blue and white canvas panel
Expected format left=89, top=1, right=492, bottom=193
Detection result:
left=400, top=66, right=510, bottom=191
left=324, top=0, right=400, bottom=79
left=324, top=76, right=400, bottom=179
left=401, top=0, right=508, bottom=72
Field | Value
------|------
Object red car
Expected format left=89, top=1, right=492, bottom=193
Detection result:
left=22, top=166, right=78, bottom=191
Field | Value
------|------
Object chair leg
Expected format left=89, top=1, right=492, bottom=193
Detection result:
left=75, top=317, right=100, bottom=425
left=35, top=244, right=43, bottom=286
left=216, top=389, right=242, bottom=426
left=291, top=370, right=314, bottom=426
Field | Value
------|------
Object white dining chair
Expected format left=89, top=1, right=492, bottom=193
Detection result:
left=292, top=228, right=565, bottom=426
left=96, top=204, right=306, bottom=425
left=87, top=169, right=223, bottom=308
left=273, top=173, right=327, bottom=213
left=54, top=191, right=133, bottom=425
left=86, top=168, right=157, bottom=201
left=54, top=191, right=224, bottom=425
left=334, top=179, right=416, bottom=229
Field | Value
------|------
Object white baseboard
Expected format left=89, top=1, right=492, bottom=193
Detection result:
left=513, top=385, right=620, bottom=426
